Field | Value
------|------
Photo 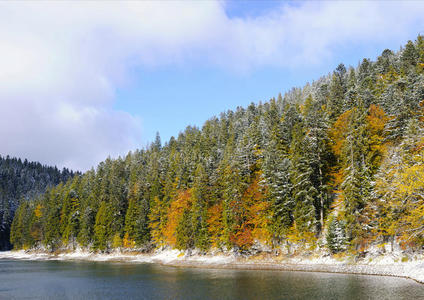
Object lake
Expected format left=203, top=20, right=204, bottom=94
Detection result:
left=0, top=259, right=423, bottom=299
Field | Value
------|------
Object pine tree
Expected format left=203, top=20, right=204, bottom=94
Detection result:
left=9, top=35, right=424, bottom=254
left=328, top=64, right=347, bottom=120
left=290, top=122, right=318, bottom=235
left=326, top=215, right=347, bottom=253
left=263, top=120, right=293, bottom=243
left=401, top=40, right=419, bottom=73
left=43, top=186, right=63, bottom=249
left=124, top=182, right=150, bottom=247
left=191, top=163, right=210, bottom=251
left=175, top=208, right=194, bottom=250
left=341, top=104, right=372, bottom=247
left=94, top=201, right=112, bottom=251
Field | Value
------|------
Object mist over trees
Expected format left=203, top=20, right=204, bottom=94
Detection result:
left=9, top=36, right=424, bottom=255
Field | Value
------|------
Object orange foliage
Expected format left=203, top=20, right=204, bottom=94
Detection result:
left=328, top=110, right=352, bottom=192
left=329, top=105, right=388, bottom=193
left=367, top=104, right=390, bottom=153
left=207, top=203, right=223, bottom=248
left=329, top=110, right=352, bottom=158
left=419, top=100, right=424, bottom=123
left=332, top=169, right=345, bottom=188
left=366, top=105, right=390, bottom=171
left=367, top=105, right=389, bottom=134
left=286, top=223, right=317, bottom=250
left=164, top=189, right=192, bottom=246
left=123, top=232, right=135, bottom=248
left=230, top=173, right=271, bottom=249
left=34, top=204, right=43, bottom=218
left=246, top=179, right=271, bottom=243
left=331, top=191, right=344, bottom=210
left=229, top=224, right=253, bottom=250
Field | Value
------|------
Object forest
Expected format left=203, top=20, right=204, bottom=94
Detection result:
left=0, top=156, right=75, bottom=250
left=9, top=36, right=424, bottom=255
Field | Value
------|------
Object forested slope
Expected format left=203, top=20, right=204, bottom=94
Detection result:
left=10, top=36, right=424, bottom=255
left=0, top=156, right=76, bottom=250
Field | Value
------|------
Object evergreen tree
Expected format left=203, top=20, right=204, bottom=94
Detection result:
left=290, top=122, right=318, bottom=235
left=341, top=104, right=372, bottom=246
left=328, top=64, right=347, bottom=120
left=191, top=163, right=210, bottom=251
left=94, top=201, right=113, bottom=251
left=326, top=216, right=347, bottom=253
left=9, top=35, right=424, bottom=254
left=0, top=155, right=75, bottom=249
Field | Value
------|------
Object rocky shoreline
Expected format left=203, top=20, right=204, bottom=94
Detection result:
left=1, top=250, right=423, bottom=284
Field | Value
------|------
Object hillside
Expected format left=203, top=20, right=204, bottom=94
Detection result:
left=0, top=156, right=76, bottom=250
left=10, top=36, right=424, bottom=256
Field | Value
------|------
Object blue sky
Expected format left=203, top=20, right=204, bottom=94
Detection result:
left=225, top=0, right=292, bottom=18
left=114, top=1, right=421, bottom=144
left=1, top=1, right=424, bottom=171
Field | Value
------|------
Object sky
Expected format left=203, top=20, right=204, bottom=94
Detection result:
left=1, top=1, right=424, bottom=172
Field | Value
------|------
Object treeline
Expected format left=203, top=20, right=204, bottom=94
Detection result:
left=11, top=36, right=424, bottom=254
left=0, top=156, right=76, bottom=250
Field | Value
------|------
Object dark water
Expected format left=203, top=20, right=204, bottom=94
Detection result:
left=0, top=259, right=423, bottom=300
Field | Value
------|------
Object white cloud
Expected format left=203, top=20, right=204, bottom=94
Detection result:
left=0, top=1, right=423, bottom=171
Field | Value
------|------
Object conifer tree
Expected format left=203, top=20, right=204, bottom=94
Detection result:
left=326, top=215, right=347, bottom=253
left=341, top=103, right=372, bottom=246
left=94, top=201, right=112, bottom=251
left=9, top=35, right=424, bottom=253
left=191, top=163, right=210, bottom=251
left=290, top=122, right=318, bottom=235
left=328, top=64, right=347, bottom=120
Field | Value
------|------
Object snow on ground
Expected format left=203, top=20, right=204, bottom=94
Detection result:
left=1, top=250, right=423, bottom=284
left=150, top=249, right=181, bottom=263
left=0, top=250, right=50, bottom=260
left=0, top=249, right=234, bottom=265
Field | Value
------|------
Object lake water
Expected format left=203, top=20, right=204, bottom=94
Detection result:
left=0, top=259, right=423, bottom=299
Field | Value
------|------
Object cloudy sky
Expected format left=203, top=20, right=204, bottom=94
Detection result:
left=1, top=1, right=424, bottom=171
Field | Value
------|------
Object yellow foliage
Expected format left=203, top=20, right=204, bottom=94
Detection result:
left=331, top=169, right=345, bottom=188
left=331, top=191, right=344, bottom=210
left=112, top=233, right=122, bottom=248
left=397, top=164, right=424, bottom=194
left=286, top=223, right=317, bottom=250
left=123, top=232, right=135, bottom=248
left=34, top=204, right=43, bottom=218
left=366, top=105, right=390, bottom=164
left=328, top=110, right=352, bottom=193
left=250, top=200, right=271, bottom=243
left=374, top=140, right=424, bottom=247
left=207, top=203, right=223, bottom=248
left=244, top=173, right=271, bottom=244
left=226, top=172, right=272, bottom=249
left=329, top=110, right=352, bottom=158
left=367, top=105, right=389, bottom=136
left=164, top=189, right=192, bottom=246
left=149, top=196, right=167, bottom=248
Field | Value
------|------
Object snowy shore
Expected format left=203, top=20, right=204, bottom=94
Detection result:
left=1, top=250, right=423, bottom=284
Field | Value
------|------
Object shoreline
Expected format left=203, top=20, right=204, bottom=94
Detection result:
left=1, top=250, right=423, bottom=284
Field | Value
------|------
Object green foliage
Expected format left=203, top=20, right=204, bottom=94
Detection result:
left=124, top=183, right=150, bottom=246
left=326, top=216, right=347, bottom=253
left=175, top=209, right=194, bottom=250
left=94, top=202, right=113, bottom=251
left=9, top=35, right=424, bottom=254
left=0, top=156, right=75, bottom=250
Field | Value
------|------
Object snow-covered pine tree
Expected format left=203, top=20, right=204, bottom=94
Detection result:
left=326, top=215, right=347, bottom=253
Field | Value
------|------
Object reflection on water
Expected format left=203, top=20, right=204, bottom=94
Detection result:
left=0, top=259, right=423, bottom=300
